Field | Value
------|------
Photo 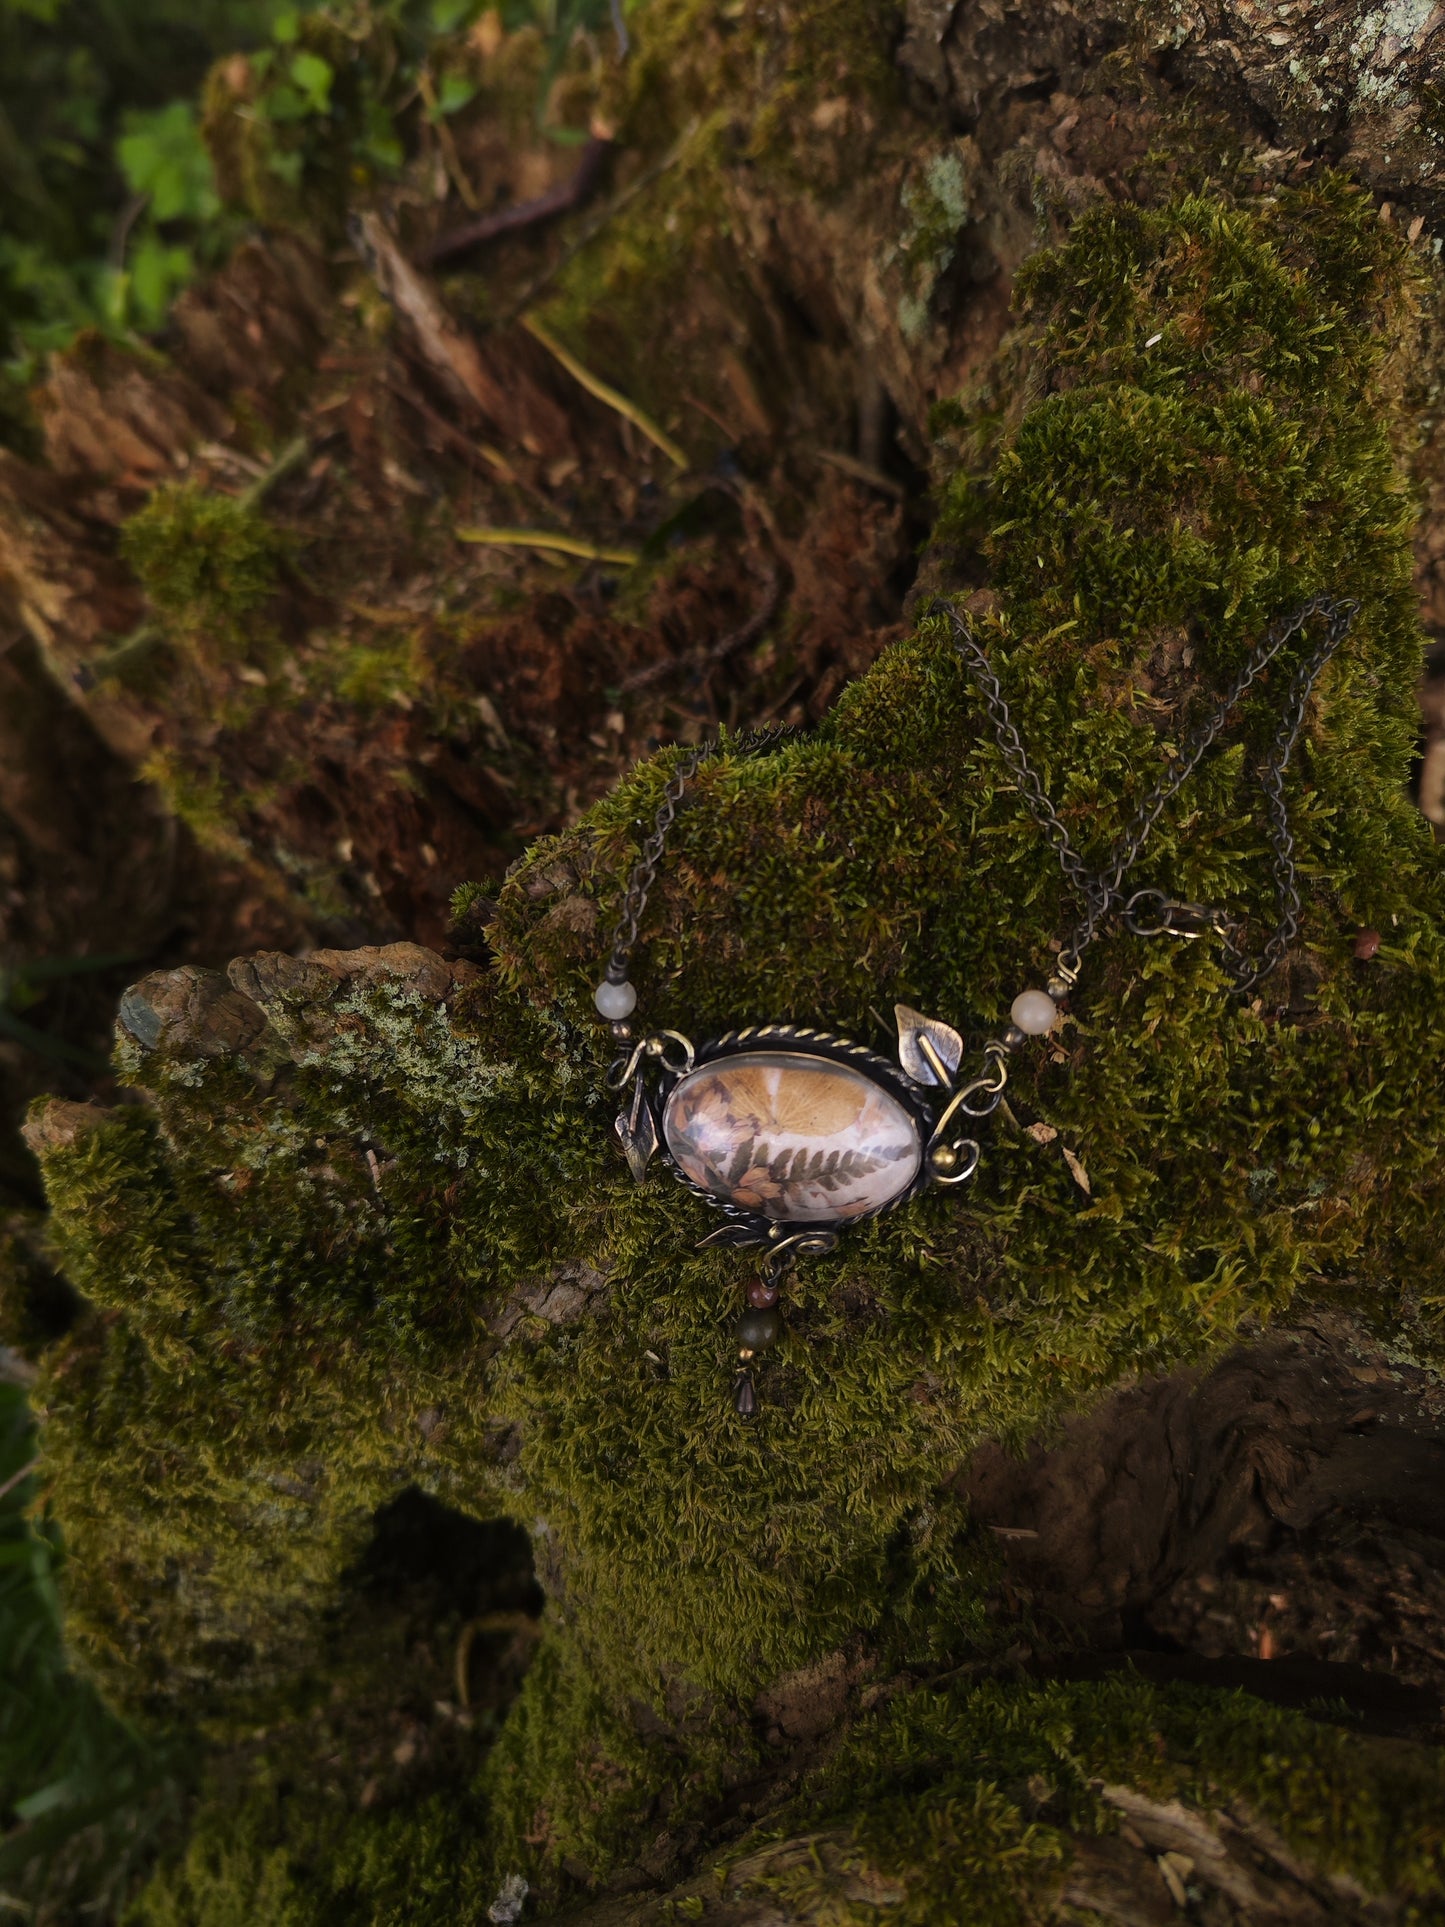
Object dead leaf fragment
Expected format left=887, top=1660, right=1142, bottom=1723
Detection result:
left=1061, top=1144, right=1092, bottom=1194
left=1158, top=1851, right=1192, bottom=1907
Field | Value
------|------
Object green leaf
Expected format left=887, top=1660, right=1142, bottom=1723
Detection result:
left=14, top=1776, right=80, bottom=1823
left=289, top=50, right=334, bottom=114
left=116, top=101, right=217, bottom=224
left=262, top=81, right=309, bottom=124
left=124, top=232, right=194, bottom=328
left=360, top=100, right=403, bottom=171
left=39, top=136, right=87, bottom=168
left=436, top=71, right=477, bottom=116
left=10, top=952, right=138, bottom=985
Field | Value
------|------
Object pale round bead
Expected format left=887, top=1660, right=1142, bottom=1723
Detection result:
left=1010, top=989, right=1058, bottom=1036
left=593, top=978, right=637, bottom=1019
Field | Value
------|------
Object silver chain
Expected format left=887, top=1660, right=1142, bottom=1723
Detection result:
left=601, top=599, right=1356, bottom=1001
left=602, top=747, right=705, bottom=986
left=602, top=726, right=799, bottom=986
left=939, top=594, right=1357, bottom=994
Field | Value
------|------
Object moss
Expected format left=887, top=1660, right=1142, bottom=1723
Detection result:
left=121, top=483, right=291, bottom=664
left=450, top=879, right=492, bottom=924
left=612, top=0, right=900, bottom=165
left=743, top=1672, right=1445, bottom=1923
left=28, top=175, right=1445, bottom=1914
left=717, top=0, right=903, bottom=176
left=472, top=180, right=1445, bottom=1874
left=529, top=0, right=912, bottom=468
left=129, top=1497, right=535, bottom=1926
left=137, top=1672, right=1445, bottom=1922
left=137, top=747, right=257, bottom=861
left=324, top=629, right=430, bottom=713
left=133, top=1762, right=500, bottom=1927
left=31, top=1089, right=516, bottom=1725
left=476, top=1629, right=709, bottom=1898
left=525, top=124, right=732, bottom=466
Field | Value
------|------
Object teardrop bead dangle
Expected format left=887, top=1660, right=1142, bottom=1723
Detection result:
left=731, top=1265, right=787, bottom=1419
left=733, top=1370, right=758, bottom=1420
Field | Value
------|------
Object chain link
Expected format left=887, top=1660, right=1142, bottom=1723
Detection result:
left=601, top=601, right=1356, bottom=1007
left=602, top=725, right=799, bottom=985
left=938, top=594, right=1357, bottom=993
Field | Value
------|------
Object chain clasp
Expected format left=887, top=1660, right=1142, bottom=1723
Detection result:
left=1123, top=890, right=1231, bottom=941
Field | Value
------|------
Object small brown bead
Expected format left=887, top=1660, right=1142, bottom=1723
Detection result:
left=1352, top=928, right=1382, bottom=961
left=746, top=1277, right=780, bottom=1309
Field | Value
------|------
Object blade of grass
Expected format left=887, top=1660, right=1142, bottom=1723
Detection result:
left=520, top=314, right=689, bottom=469
left=456, top=525, right=640, bottom=565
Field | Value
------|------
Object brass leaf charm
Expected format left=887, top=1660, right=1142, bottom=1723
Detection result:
left=894, top=1004, right=964, bottom=1088
left=614, top=1081, right=659, bottom=1182
left=695, top=1223, right=766, bottom=1250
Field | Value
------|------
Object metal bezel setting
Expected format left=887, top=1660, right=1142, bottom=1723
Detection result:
left=662, top=1024, right=935, bottom=1252
left=610, top=1014, right=986, bottom=1253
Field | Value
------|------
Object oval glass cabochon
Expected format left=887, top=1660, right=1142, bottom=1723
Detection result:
left=661, top=1050, right=922, bottom=1223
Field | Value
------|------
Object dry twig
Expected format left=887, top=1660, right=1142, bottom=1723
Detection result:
left=427, top=136, right=612, bottom=264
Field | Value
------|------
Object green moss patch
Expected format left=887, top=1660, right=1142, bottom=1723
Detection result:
left=750, top=1672, right=1445, bottom=1924
left=121, top=481, right=291, bottom=663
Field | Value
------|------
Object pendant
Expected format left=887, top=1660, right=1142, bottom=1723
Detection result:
left=610, top=1006, right=990, bottom=1256
left=604, top=997, right=1055, bottom=1418
left=663, top=1046, right=922, bottom=1224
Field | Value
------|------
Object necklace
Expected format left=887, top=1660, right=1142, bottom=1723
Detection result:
left=594, top=594, right=1357, bottom=1417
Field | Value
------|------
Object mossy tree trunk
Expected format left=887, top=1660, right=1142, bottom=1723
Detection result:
left=6, top=1, right=1445, bottom=1922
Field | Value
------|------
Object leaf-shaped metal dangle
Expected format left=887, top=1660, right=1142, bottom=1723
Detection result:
left=695, top=1221, right=766, bottom=1251
left=894, top=1004, right=964, bottom=1088
left=614, top=1079, right=659, bottom=1182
